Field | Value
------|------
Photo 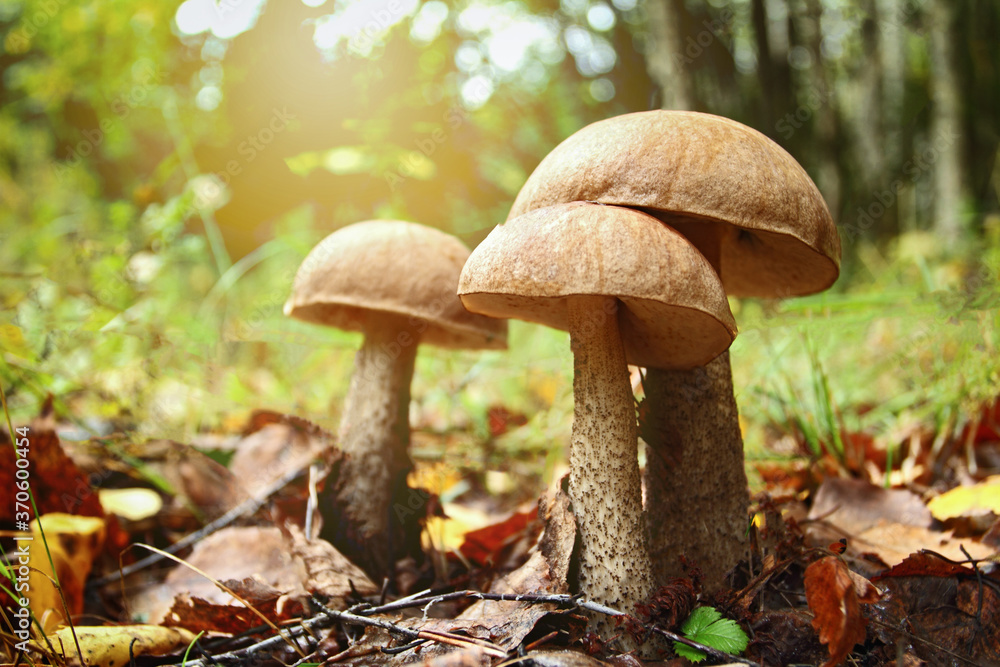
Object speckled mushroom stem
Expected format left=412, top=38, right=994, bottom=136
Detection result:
left=567, top=295, right=653, bottom=624
left=332, top=313, right=419, bottom=575
left=642, top=353, right=749, bottom=591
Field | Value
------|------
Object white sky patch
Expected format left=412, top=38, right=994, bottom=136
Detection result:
left=586, top=2, right=615, bottom=31
left=484, top=19, right=554, bottom=73
left=460, top=73, right=494, bottom=109
left=455, top=41, right=483, bottom=72
left=313, top=0, right=419, bottom=56
left=174, top=0, right=267, bottom=39
left=456, top=3, right=494, bottom=34
left=410, top=0, right=449, bottom=44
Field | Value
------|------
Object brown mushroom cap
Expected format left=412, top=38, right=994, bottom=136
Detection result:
left=284, top=220, right=507, bottom=350
left=508, top=110, right=841, bottom=298
left=458, top=202, right=736, bottom=369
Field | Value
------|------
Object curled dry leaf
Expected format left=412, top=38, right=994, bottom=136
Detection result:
left=803, top=556, right=872, bottom=667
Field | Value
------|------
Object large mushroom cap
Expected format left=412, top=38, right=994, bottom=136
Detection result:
left=285, top=220, right=507, bottom=350
left=509, top=110, right=841, bottom=298
left=459, top=202, right=736, bottom=369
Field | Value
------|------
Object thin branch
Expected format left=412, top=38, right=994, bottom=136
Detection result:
left=90, top=465, right=308, bottom=588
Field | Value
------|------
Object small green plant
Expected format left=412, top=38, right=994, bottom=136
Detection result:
left=673, top=606, right=749, bottom=662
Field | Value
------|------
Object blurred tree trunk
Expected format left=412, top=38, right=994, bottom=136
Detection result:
left=802, top=0, right=842, bottom=217
left=752, top=0, right=794, bottom=134
left=854, top=1, right=885, bottom=204
left=929, top=0, right=965, bottom=247
left=645, top=0, right=696, bottom=109
left=961, top=1, right=1000, bottom=214
left=877, top=0, right=906, bottom=176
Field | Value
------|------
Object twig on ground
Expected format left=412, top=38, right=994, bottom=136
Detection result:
left=164, top=589, right=758, bottom=665
left=89, top=465, right=309, bottom=588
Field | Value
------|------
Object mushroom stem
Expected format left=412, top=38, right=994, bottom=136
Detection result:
left=332, top=313, right=420, bottom=575
left=641, top=351, right=749, bottom=591
left=567, top=295, right=653, bottom=618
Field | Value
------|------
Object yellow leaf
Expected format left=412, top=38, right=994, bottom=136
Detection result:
left=927, top=475, right=1000, bottom=521
left=28, top=514, right=106, bottom=633
left=423, top=503, right=492, bottom=552
left=99, top=487, right=163, bottom=521
left=48, top=625, right=197, bottom=667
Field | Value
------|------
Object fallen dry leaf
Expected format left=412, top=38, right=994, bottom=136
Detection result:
left=927, top=475, right=1000, bottom=521
left=803, top=556, right=869, bottom=667
left=460, top=506, right=539, bottom=567
left=853, top=520, right=995, bottom=566
left=163, top=578, right=307, bottom=634
left=98, top=487, right=163, bottom=521
left=288, top=522, right=377, bottom=604
left=871, top=550, right=975, bottom=581
left=868, top=562, right=1000, bottom=664
left=129, top=525, right=309, bottom=623
left=808, top=478, right=932, bottom=534
left=0, top=426, right=104, bottom=520
left=229, top=420, right=331, bottom=498
left=45, top=624, right=197, bottom=667
left=27, top=513, right=106, bottom=632
left=499, top=649, right=616, bottom=666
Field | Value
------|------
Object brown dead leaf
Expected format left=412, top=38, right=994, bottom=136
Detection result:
left=129, top=525, right=309, bottom=623
left=868, top=565, right=1000, bottom=664
left=163, top=584, right=306, bottom=635
left=460, top=506, right=539, bottom=566
left=854, top=520, right=995, bottom=566
left=808, top=478, right=931, bottom=534
left=229, top=420, right=333, bottom=498
left=0, top=426, right=104, bottom=521
left=871, top=550, right=976, bottom=581
left=537, top=485, right=576, bottom=590
left=803, top=556, right=868, bottom=667
left=846, top=569, right=881, bottom=604
left=287, top=522, right=377, bottom=604
left=65, top=435, right=245, bottom=523
left=487, top=405, right=529, bottom=437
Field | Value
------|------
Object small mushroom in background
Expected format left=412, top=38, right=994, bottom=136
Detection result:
left=507, top=110, right=841, bottom=591
left=459, top=202, right=736, bottom=644
left=284, top=220, right=507, bottom=577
